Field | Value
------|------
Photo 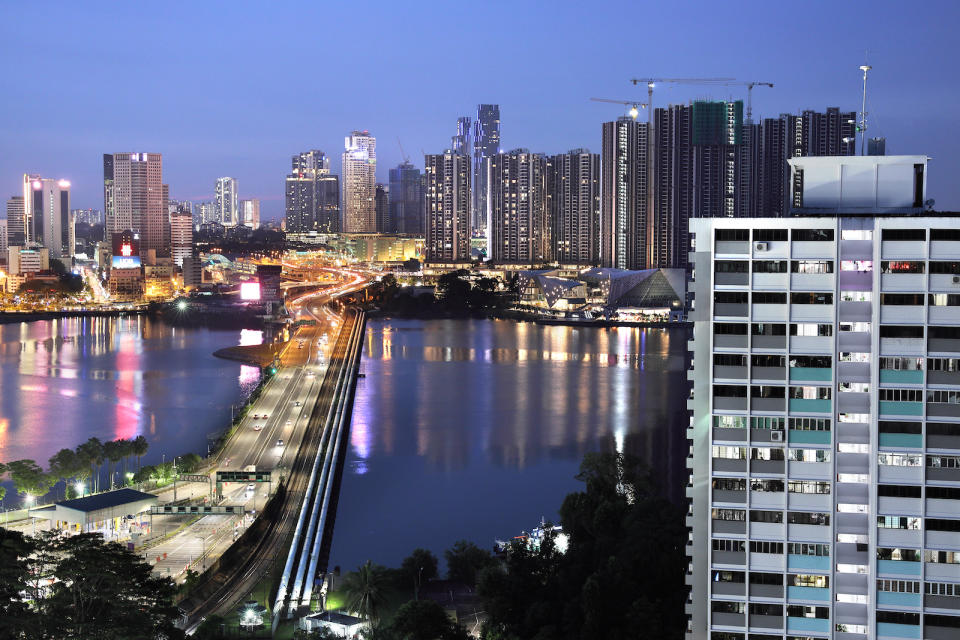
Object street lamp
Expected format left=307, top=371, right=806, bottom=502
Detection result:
left=75, top=481, right=85, bottom=497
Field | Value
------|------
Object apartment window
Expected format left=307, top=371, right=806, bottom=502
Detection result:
left=840, top=260, right=873, bottom=272
left=788, top=449, right=830, bottom=463
left=928, top=455, right=960, bottom=468
left=749, top=572, right=782, bottom=586
left=753, top=260, right=787, bottom=273
left=712, top=446, right=747, bottom=460
left=841, top=229, right=873, bottom=240
left=788, top=418, right=831, bottom=431
left=929, top=294, right=960, bottom=307
left=930, top=326, right=959, bottom=340
left=927, top=486, right=960, bottom=500
left=715, top=260, right=749, bottom=273
left=713, top=478, right=746, bottom=491
left=789, top=574, right=828, bottom=588
left=715, top=354, right=747, bottom=367
left=712, top=509, right=746, bottom=521
left=840, top=352, right=871, bottom=362
left=790, top=386, right=831, bottom=400
left=877, top=516, right=921, bottom=529
left=788, top=543, right=829, bottom=557
left=878, top=579, right=921, bottom=593
left=750, top=510, right=783, bottom=523
left=839, top=382, right=869, bottom=393
left=931, top=229, right=960, bottom=241
left=926, top=582, right=960, bottom=596
left=788, top=481, right=830, bottom=494
left=712, top=539, right=746, bottom=552
left=790, top=292, right=833, bottom=305
left=790, top=323, right=832, bottom=337
left=929, top=261, right=960, bottom=274
left=877, top=453, right=922, bottom=467
left=879, top=357, right=923, bottom=371
left=876, top=612, right=919, bottom=626
left=840, top=321, right=871, bottom=333
left=752, top=323, right=786, bottom=336
left=927, top=423, right=960, bottom=437
left=786, top=606, right=828, bottom=619
left=839, top=413, right=870, bottom=423
left=751, top=447, right=785, bottom=461
left=927, top=519, right=960, bottom=532
left=922, top=615, right=960, bottom=630
left=880, top=260, right=925, bottom=273
left=787, top=512, right=830, bottom=526
left=753, top=355, right=786, bottom=369
left=876, top=548, right=921, bottom=562
left=753, top=292, right=787, bottom=304
left=713, top=415, right=747, bottom=429
left=881, top=229, right=926, bottom=241
left=878, top=484, right=922, bottom=498
left=751, top=416, right=785, bottom=429
left=754, top=229, right=787, bottom=242
left=878, top=421, right=921, bottom=434
left=877, top=388, right=922, bottom=402
left=751, top=479, right=784, bottom=492
left=714, top=385, right=747, bottom=398
left=750, top=541, right=783, bottom=554
left=881, top=293, right=925, bottom=306
left=929, top=358, right=960, bottom=372
left=711, top=601, right=745, bottom=614
left=789, top=356, right=831, bottom=368
left=840, top=290, right=872, bottom=301
left=715, top=292, right=748, bottom=304
left=928, top=390, right=960, bottom=404
left=711, top=570, right=745, bottom=583
left=792, top=229, right=834, bottom=242
left=715, top=323, right=748, bottom=335
left=926, top=550, right=960, bottom=564
left=716, top=229, right=749, bottom=241
left=791, top=260, right=834, bottom=274
left=749, top=603, right=783, bottom=617
left=751, top=386, right=784, bottom=399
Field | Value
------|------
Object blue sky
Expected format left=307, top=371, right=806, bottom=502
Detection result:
left=2, top=0, right=958, bottom=219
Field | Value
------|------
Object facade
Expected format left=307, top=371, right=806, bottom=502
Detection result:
left=0, top=219, right=6, bottom=256
left=472, top=104, right=501, bottom=233
left=7, top=245, right=50, bottom=275
left=6, top=195, right=25, bottom=246
left=342, top=131, right=377, bottom=233
left=687, top=156, right=960, bottom=640
left=424, top=151, right=471, bottom=263
left=548, top=149, right=600, bottom=265
left=375, top=184, right=389, bottom=232
left=170, top=210, right=193, bottom=267
left=23, top=175, right=73, bottom=260
left=489, top=149, right=548, bottom=264
left=215, top=177, right=239, bottom=227
left=285, top=150, right=340, bottom=234
left=601, top=117, right=649, bottom=270
left=197, top=201, right=217, bottom=226
left=453, top=116, right=471, bottom=156
left=72, top=208, right=102, bottom=225
left=239, top=198, right=260, bottom=229
left=388, top=162, right=423, bottom=235
left=103, top=153, right=168, bottom=254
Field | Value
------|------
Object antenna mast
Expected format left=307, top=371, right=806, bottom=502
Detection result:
left=858, top=63, right=872, bottom=156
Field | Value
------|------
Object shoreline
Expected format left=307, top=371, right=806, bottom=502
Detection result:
left=0, top=308, right=147, bottom=324
left=367, top=307, right=690, bottom=328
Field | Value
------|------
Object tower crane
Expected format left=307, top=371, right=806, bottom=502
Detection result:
left=627, top=77, right=735, bottom=125
left=589, top=98, right=648, bottom=120
left=713, top=81, right=774, bottom=122
left=396, top=137, right=411, bottom=164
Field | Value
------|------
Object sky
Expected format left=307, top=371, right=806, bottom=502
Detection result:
left=2, top=0, right=959, bottom=220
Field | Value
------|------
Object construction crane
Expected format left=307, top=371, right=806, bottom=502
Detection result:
left=714, top=81, right=774, bottom=122
left=396, top=137, right=410, bottom=164
left=627, top=77, right=735, bottom=124
left=589, top=97, right=648, bottom=120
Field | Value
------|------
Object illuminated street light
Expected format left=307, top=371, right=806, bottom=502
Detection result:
left=75, top=481, right=85, bottom=497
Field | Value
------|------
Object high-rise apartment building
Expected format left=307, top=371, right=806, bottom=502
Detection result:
left=285, top=150, right=340, bottom=234
left=196, top=202, right=217, bottom=226
left=548, top=149, right=600, bottom=265
left=388, top=162, right=423, bottom=235
left=22, top=175, right=73, bottom=259
left=103, top=153, right=168, bottom=254
left=375, top=184, right=389, bottom=232
left=473, top=105, right=501, bottom=233
left=72, top=208, right=103, bottom=225
left=489, top=149, right=548, bottom=264
left=215, top=177, right=239, bottom=227
left=170, top=209, right=193, bottom=267
left=601, top=117, right=649, bottom=270
left=424, top=151, right=470, bottom=263
left=239, top=198, right=260, bottom=229
left=342, top=131, right=377, bottom=233
left=453, top=116, right=471, bottom=156
left=687, top=155, right=960, bottom=640
left=6, top=196, right=25, bottom=246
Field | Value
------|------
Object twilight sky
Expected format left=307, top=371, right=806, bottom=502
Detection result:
left=2, top=0, right=958, bottom=220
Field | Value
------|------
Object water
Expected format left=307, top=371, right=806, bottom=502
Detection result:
left=0, top=316, right=261, bottom=502
left=330, top=318, right=689, bottom=574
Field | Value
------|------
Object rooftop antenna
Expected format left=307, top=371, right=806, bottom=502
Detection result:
left=858, top=62, right=872, bottom=156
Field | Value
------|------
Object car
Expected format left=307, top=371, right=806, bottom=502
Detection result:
left=294, top=401, right=301, bottom=407
left=276, top=439, right=284, bottom=447
left=253, top=424, right=263, bottom=431
left=286, top=420, right=292, bottom=426
left=246, top=484, right=255, bottom=495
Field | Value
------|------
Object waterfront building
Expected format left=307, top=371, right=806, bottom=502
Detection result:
left=6, top=245, right=51, bottom=293
left=489, top=149, right=548, bottom=265
left=473, top=104, right=501, bottom=233
left=687, top=155, right=960, bottom=640
left=239, top=198, right=260, bottom=229
left=103, top=153, right=168, bottom=255
left=215, top=177, right=239, bottom=227
left=170, top=210, right=193, bottom=267
left=285, top=150, right=340, bottom=234
left=548, top=149, right=600, bottom=266
left=182, top=255, right=202, bottom=290
left=424, top=150, right=471, bottom=263
left=342, top=131, right=377, bottom=233
left=6, top=196, right=25, bottom=246
left=388, top=162, right=423, bottom=235
left=22, top=175, right=73, bottom=260
left=601, top=116, right=649, bottom=270
left=375, top=184, right=389, bottom=233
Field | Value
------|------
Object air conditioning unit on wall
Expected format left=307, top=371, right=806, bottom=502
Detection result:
left=770, top=430, right=784, bottom=442
left=755, top=242, right=768, bottom=251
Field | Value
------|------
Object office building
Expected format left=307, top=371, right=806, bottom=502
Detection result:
left=489, top=149, right=548, bottom=264
left=453, top=116, right=471, bottom=156
left=23, top=175, right=73, bottom=260
left=215, top=177, right=239, bottom=227
left=6, top=195, right=25, bottom=246
left=342, top=131, right=377, bottom=233
left=388, top=162, right=423, bottom=235
left=239, top=198, right=260, bottom=229
left=285, top=150, right=340, bottom=234
left=424, top=150, right=471, bottom=263
left=601, top=117, right=649, bottom=270
left=103, top=153, right=168, bottom=255
left=375, top=184, right=389, bottom=232
left=473, top=104, right=501, bottom=233
left=72, top=208, right=102, bottom=225
left=868, top=138, right=887, bottom=157
left=548, top=149, right=600, bottom=265
left=687, top=155, right=960, bottom=640
left=170, top=209, right=193, bottom=267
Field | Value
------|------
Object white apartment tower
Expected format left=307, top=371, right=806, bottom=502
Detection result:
left=103, top=153, right=167, bottom=254
left=342, top=131, right=377, bottom=233
left=22, top=174, right=73, bottom=259
left=424, top=150, right=471, bottom=263
left=170, top=210, right=193, bottom=267
left=239, top=198, right=260, bottom=229
left=688, top=156, right=960, bottom=640
left=215, top=177, right=239, bottom=227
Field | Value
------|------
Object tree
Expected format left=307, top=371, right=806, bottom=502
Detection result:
left=399, top=548, right=439, bottom=599
left=131, top=435, right=149, bottom=472
left=0, top=528, right=40, bottom=639
left=444, top=540, right=496, bottom=587
left=294, top=627, right=342, bottom=640
left=341, top=561, right=393, bottom=624
left=436, top=271, right=471, bottom=310
left=76, top=437, right=104, bottom=493
left=390, top=599, right=464, bottom=640
left=104, top=440, right=125, bottom=490
left=48, top=448, right=82, bottom=498
left=5, top=460, right=55, bottom=502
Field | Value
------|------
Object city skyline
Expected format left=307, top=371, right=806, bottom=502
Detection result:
left=2, top=2, right=958, bottom=218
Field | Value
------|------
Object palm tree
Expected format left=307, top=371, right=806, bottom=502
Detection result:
left=118, top=438, right=133, bottom=479
left=131, top=436, right=149, bottom=473
left=76, top=438, right=104, bottom=493
left=341, top=561, right=392, bottom=624
left=104, top=440, right=126, bottom=490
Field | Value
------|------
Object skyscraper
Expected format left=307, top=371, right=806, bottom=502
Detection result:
left=472, top=105, right=500, bottom=233
left=489, top=149, right=548, bottom=264
left=103, top=153, right=168, bottom=254
left=424, top=151, right=470, bottom=263
left=548, top=149, right=600, bottom=265
left=23, top=175, right=73, bottom=259
left=170, top=209, right=193, bottom=267
left=215, top=177, right=239, bottom=227
left=239, top=199, right=260, bottom=229
left=342, top=131, right=377, bottom=233
left=285, top=150, right=340, bottom=234
left=6, top=196, right=25, bottom=246
left=388, top=162, right=423, bottom=235
left=375, top=184, right=389, bottom=232
left=452, top=116, right=471, bottom=156
left=601, top=117, right=648, bottom=270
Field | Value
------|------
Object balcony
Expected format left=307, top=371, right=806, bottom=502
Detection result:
left=749, top=552, right=784, bottom=571
left=927, top=466, right=960, bottom=482
left=789, top=367, right=832, bottom=383
left=928, top=370, right=960, bottom=386
left=792, top=241, right=834, bottom=260
left=712, top=458, right=747, bottom=473
left=880, top=240, right=926, bottom=260
left=880, top=273, right=925, bottom=291
left=789, top=461, right=831, bottom=480
left=786, top=617, right=830, bottom=634
left=712, top=426, right=747, bottom=442
left=715, top=334, right=748, bottom=349
left=749, top=583, right=783, bottom=599
left=927, top=433, right=960, bottom=450
left=749, top=614, right=784, bottom=631
left=929, top=306, right=960, bottom=325
left=881, top=305, right=924, bottom=324
left=790, top=304, right=834, bottom=323
left=927, top=498, right=960, bottom=518
left=752, top=304, right=788, bottom=321
left=877, top=529, right=922, bottom=548
left=877, top=591, right=922, bottom=608
left=712, top=490, right=746, bottom=504
left=789, top=524, right=831, bottom=542
left=752, top=366, right=786, bottom=381
left=839, top=239, right=873, bottom=260
left=716, top=240, right=750, bottom=256
left=712, top=519, right=746, bottom=535
left=715, top=272, right=749, bottom=286
left=878, top=401, right=923, bottom=417
left=877, top=465, right=922, bottom=484
left=789, top=398, right=832, bottom=413
left=924, top=593, right=960, bottom=611
left=927, top=403, right=960, bottom=419
left=750, top=428, right=782, bottom=443
left=752, top=397, right=786, bottom=412
left=838, top=331, right=871, bottom=352
left=880, top=338, right=925, bottom=356
left=714, top=365, right=748, bottom=380
left=714, top=303, right=748, bottom=318
left=711, top=581, right=746, bottom=596
left=878, top=496, right=921, bottom=515
left=928, top=338, right=960, bottom=353
left=838, top=361, right=871, bottom=383
left=789, top=430, right=831, bottom=445
left=927, top=530, right=959, bottom=547
left=879, top=369, right=924, bottom=385
left=750, top=491, right=785, bottom=509
left=878, top=433, right=922, bottom=448
left=838, top=391, right=870, bottom=414
left=791, top=273, right=835, bottom=291
left=839, top=300, right=872, bottom=321
left=787, top=554, right=830, bottom=571
left=752, top=272, right=788, bottom=289
left=750, top=522, right=785, bottom=538
left=752, top=335, right=786, bottom=350
left=787, top=586, right=830, bottom=602
left=788, top=492, right=831, bottom=512
left=751, top=459, right=785, bottom=474
left=931, top=240, right=960, bottom=259
left=929, top=273, right=960, bottom=291
left=926, top=562, right=960, bottom=581
left=927, top=621, right=960, bottom=640
left=711, top=611, right=745, bottom=627
left=712, top=550, right=746, bottom=566
left=877, top=559, right=922, bottom=576
left=714, top=397, right=747, bottom=412
left=876, top=622, right=921, bottom=639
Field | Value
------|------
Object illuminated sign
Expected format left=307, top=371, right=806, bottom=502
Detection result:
left=240, top=282, right=261, bottom=301
left=111, top=256, right=141, bottom=269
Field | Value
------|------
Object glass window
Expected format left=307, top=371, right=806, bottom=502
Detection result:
left=791, top=260, right=834, bottom=274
